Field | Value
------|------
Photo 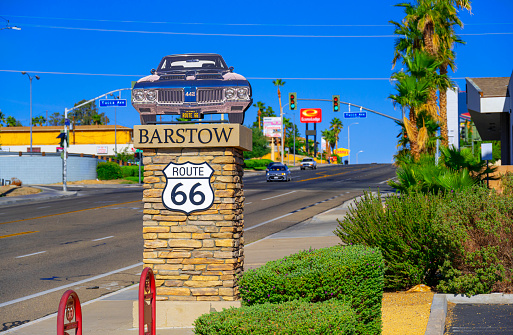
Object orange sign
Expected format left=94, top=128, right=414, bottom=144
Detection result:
left=300, top=108, right=322, bottom=123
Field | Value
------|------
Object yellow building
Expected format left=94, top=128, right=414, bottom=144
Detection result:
left=0, top=125, right=133, bottom=155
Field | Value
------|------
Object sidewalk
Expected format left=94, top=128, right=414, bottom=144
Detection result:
left=3, top=200, right=349, bottom=334
left=0, top=186, right=77, bottom=208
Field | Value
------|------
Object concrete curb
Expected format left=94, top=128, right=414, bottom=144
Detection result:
left=424, top=293, right=513, bottom=335
left=0, top=187, right=77, bottom=208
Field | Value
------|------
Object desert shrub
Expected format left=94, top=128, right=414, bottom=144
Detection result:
left=10, top=178, right=22, bottom=186
left=194, top=300, right=357, bottom=335
left=336, top=187, right=513, bottom=295
left=336, top=191, right=450, bottom=290
left=121, top=165, right=143, bottom=177
left=97, top=162, right=122, bottom=180
left=238, top=245, right=384, bottom=334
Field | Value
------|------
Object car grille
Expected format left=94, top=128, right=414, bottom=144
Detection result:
left=160, top=75, right=186, bottom=80
left=197, top=89, right=224, bottom=104
left=158, top=89, right=184, bottom=104
left=196, top=74, right=223, bottom=80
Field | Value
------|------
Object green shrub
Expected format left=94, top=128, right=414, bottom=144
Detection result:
left=121, top=165, right=143, bottom=177
left=238, top=245, right=384, bottom=334
left=243, top=159, right=273, bottom=170
left=97, top=162, right=122, bottom=180
left=336, top=187, right=513, bottom=295
left=501, top=172, right=513, bottom=196
left=194, top=300, right=357, bottom=335
left=253, top=166, right=266, bottom=170
left=123, top=176, right=143, bottom=182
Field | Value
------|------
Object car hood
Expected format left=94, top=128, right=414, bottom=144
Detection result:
left=136, top=72, right=247, bottom=83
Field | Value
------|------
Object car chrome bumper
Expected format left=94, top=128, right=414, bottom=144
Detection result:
left=132, top=100, right=252, bottom=116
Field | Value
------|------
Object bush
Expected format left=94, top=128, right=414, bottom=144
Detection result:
left=121, top=165, right=143, bottom=177
left=123, top=176, right=143, bottom=182
left=336, top=187, right=513, bottom=295
left=244, top=159, right=273, bottom=170
left=238, top=245, right=384, bottom=334
left=97, top=162, right=122, bottom=180
left=194, top=300, right=357, bottom=335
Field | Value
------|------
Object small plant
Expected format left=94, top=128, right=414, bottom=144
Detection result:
left=97, top=162, right=122, bottom=180
left=10, top=178, right=22, bottom=186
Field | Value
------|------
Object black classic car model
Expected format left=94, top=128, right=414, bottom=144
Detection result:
left=131, top=53, right=252, bottom=125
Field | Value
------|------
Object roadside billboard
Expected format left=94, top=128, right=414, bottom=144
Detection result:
left=263, top=117, right=282, bottom=138
left=300, top=108, right=322, bottom=123
left=333, top=148, right=349, bottom=157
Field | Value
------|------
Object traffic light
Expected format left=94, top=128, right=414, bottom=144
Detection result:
left=134, top=149, right=143, bottom=161
left=289, top=92, right=297, bottom=110
left=332, top=95, right=340, bottom=112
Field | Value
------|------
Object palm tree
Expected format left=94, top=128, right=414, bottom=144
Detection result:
left=321, top=129, right=336, bottom=158
left=329, top=117, right=343, bottom=151
left=5, top=116, right=19, bottom=127
left=32, top=116, right=46, bottom=126
left=253, top=101, right=266, bottom=129
left=92, top=114, right=103, bottom=125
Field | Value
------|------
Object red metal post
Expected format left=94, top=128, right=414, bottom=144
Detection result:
left=139, top=267, right=156, bottom=335
left=57, top=290, right=82, bottom=335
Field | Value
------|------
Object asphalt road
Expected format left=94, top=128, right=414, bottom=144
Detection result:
left=0, top=163, right=396, bottom=331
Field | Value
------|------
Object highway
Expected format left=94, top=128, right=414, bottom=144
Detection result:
left=0, top=163, right=396, bottom=331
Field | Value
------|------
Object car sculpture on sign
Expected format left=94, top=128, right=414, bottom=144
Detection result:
left=132, top=54, right=252, bottom=125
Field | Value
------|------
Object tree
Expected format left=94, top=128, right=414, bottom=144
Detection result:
left=32, top=116, right=46, bottom=126
left=48, top=112, right=64, bottom=126
left=321, top=129, right=336, bottom=157
left=243, top=128, right=271, bottom=159
left=92, top=114, right=103, bottom=125
left=0, top=110, right=5, bottom=126
left=329, top=117, right=343, bottom=151
left=252, top=101, right=266, bottom=129
left=5, top=116, right=21, bottom=127
left=70, top=100, right=109, bottom=125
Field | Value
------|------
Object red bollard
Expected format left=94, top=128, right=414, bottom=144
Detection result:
left=57, top=290, right=82, bottom=335
left=139, top=267, right=156, bottom=335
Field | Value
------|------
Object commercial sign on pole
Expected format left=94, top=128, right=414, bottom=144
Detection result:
left=333, top=148, right=350, bottom=157
left=263, top=117, right=282, bottom=138
left=300, top=109, right=322, bottom=123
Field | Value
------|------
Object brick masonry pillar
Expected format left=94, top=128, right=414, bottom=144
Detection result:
left=142, top=147, right=244, bottom=302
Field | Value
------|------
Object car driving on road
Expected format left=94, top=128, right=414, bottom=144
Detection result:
left=300, top=157, right=317, bottom=170
left=266, top=165, right=291, bottom=182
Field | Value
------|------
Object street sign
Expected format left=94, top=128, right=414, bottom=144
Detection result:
left=162, top=162, right=214, bottom=214
left=300, top=109, right=322, bottom=123
left=481, top=143, right=493, bottom=161
left=99, top=99, right=127, bottom=107
left=344, top=112, right=367, bottom=118
left=65, top=118, right=70, bottom=126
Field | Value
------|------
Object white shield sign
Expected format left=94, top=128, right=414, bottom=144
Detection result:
left=162, top=162, right=214, bottom=214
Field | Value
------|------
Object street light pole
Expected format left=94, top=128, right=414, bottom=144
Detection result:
left=348, top=122, right=358, bottom=164
left=21, top=72, right=40, bottom=153
left=285, top=111, right=296, bottom=166
left=356, top=150, right=364, bottom=164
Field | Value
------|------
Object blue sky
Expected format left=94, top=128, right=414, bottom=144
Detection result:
left=1, top=0, right=512, bottom=163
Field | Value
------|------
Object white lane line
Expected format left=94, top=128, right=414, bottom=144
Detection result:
left=261, top=191, right=297, bottom=201
left=92, top=236, right=114, bottom=242
left=16, top=251, right=47, bottom=258
left=246, top=202, right=253, bottom=205
left=36, top=206, right=51, bottom=209
left=0, top=262, right=143, bottom=308
left=246, top=213, right=294, bottom=231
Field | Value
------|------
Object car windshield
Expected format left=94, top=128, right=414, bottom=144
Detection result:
left=303, top=159, right=313, bottom=162
left=270, top=167, right=286, bottom=171
left=158, top=55, right=228, bottom=72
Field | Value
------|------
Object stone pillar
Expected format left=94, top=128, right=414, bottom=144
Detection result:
left=133, top=124, right=251, bottom=327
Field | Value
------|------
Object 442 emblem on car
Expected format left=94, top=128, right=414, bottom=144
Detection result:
left=162, top=162, right=214, bottom=214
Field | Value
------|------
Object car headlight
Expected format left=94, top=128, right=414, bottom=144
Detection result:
left=282, top=173, right=285, bottom=175
left=133, top=90, right=145, bottom=102
left=236, top=87, right=249, bottom=99
left=225, top=88, right=235, bottom=100
left=146, top=90, right=157, bottom=101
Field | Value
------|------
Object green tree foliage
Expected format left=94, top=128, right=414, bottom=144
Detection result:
left=32, top=116, right=46, bottom=126
left=48, top=112, right=63, bottom=126
left=0, top=110, right=5, bottom=126
left=114, top=147, right=135, bottom=162
left=5, top=116, right=21, bottom=127
left=70, top=100, right=109, bottom=125
left=243, top=128, right=271, bottom=159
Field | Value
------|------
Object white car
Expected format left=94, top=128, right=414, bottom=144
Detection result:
left=300, top=158, right=317, bottom=170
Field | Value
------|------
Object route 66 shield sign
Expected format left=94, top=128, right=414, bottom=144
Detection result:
left=162, top=162, right=214, bottom=214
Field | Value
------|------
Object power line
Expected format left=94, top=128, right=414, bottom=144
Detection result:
left=0, top=69, right=469, bottom=80
left=3, top=14, right=513, bottom=27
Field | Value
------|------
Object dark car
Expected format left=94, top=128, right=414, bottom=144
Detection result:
left=266, top=165, right=291, bottom=182
left=266, top=162, right=283, bottom=173
left=131, top=53, right=252, bottom=125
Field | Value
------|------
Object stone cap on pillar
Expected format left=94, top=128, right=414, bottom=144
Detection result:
left=134, top=124, right=252, bottom=151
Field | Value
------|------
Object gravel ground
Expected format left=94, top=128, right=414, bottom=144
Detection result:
left=382, top=291, right=434, bottom=334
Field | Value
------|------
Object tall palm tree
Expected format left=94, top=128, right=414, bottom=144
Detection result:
left=329, top=117, right=343, bottom=151
left=252, top=101, right=266, bottom=129
left=321, top=129, right=336, bottom=158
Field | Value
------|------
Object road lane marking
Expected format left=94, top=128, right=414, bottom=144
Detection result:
left=0, top=231, right=38, bottom=239
left=0, top=200, right=140, bottom=225
left=16, top=251, right=46, bottom=258
left=92, top=236, right=114, bottom=242
left=246, top=192, right=347, bottom=231
left=0, top=262, right=143, bottom=308
left=36, top=206, right=51, bottom=209
left=261, top=191, right=297, bottom=201
left=246, top=202, right=253, bottom=205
